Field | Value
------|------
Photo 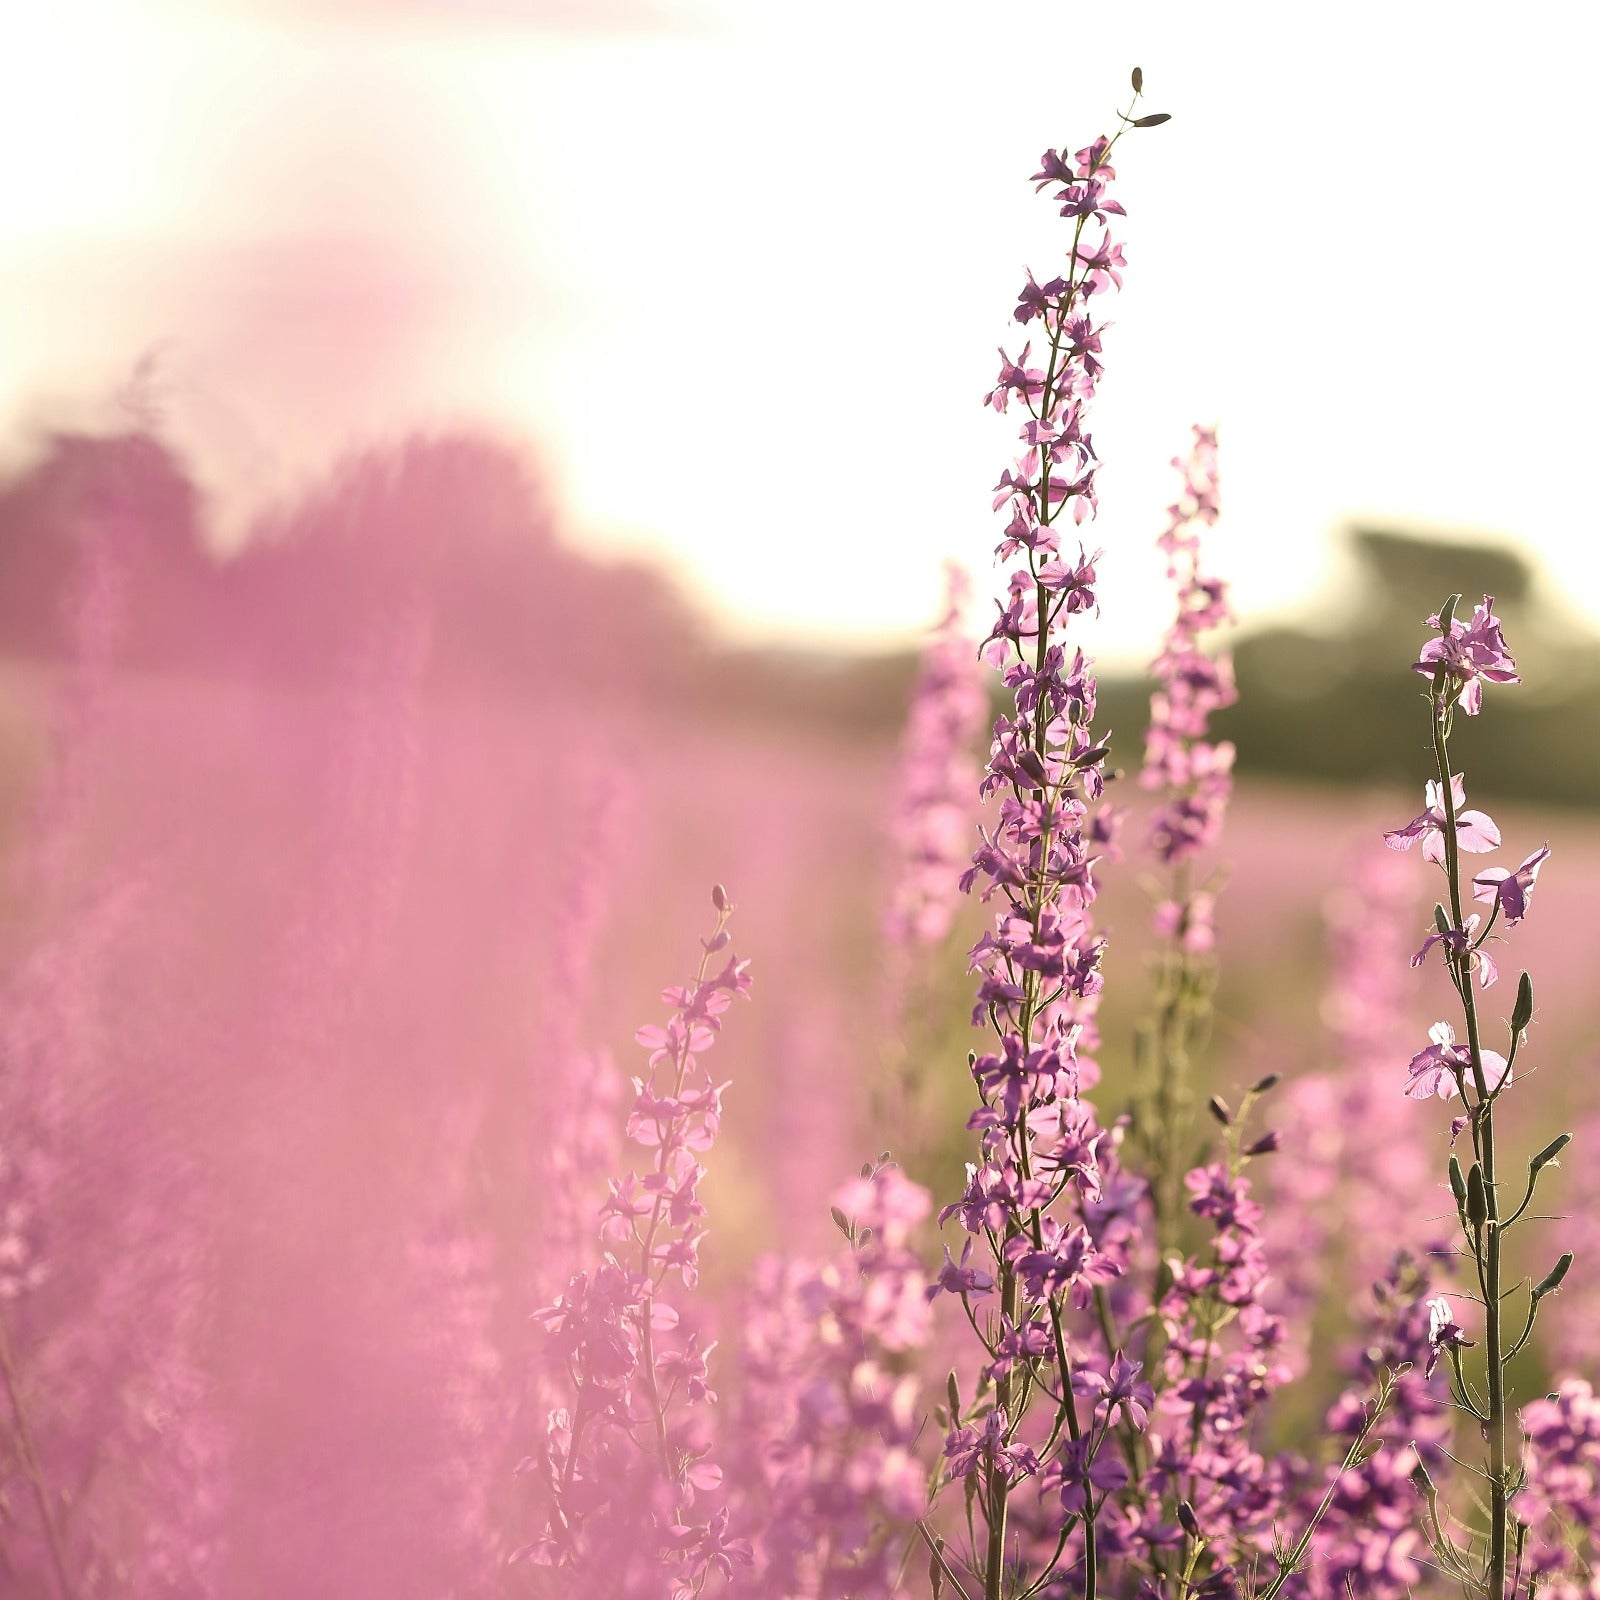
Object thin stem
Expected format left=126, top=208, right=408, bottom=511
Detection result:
left=1431, top=706, right=1508, bottom=1600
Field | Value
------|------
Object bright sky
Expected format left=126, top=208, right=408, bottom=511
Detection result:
left=1, top=0, right=1596, bottom=662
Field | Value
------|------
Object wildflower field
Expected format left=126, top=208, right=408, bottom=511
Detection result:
left=4, top=60, right=1600, bottom=1600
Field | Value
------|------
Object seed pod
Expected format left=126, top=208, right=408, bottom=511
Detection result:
left=1131, top=66, right=1144, bottom=93
left=711, top=883, right=730, bottom=912
left=1448, top=1155, right=1467, bottom=1212
left=1533, top=1252, right=1574, bottom=1301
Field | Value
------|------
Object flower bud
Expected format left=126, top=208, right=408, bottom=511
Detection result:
left=1015, top=749, right=1051, bottom=789
left=1529, top=1133, right=1571, bottom=1177
left=1533, top=1252, right=1574, bottom=1301
left=711, top=883, right=730, bottom=912
left=1512, top=971, right=1535, bottom=1034
left=1466, top=1163, right=1488, bottom=1230
left=1251, top=1072, right=1281, bottom=1094
left=1207, top=1095, right=1232, bottom=1127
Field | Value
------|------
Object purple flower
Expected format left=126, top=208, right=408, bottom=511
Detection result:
left=1410, top=915, right=1497, bottom=988
left=1384, top=774, right=1500, bottom=863
left=1404, top=1020, right=1509, bottom=1101
left=1423, top=1294, right=1473, bottom=1378
left=1072, top=1352, right=1154, bottom=1428
left=1472, top=843, right=1551, bottom=925
left=1413, top=593, right=1520, bottom=714
left=929, top=1237, right=995, bottom=1301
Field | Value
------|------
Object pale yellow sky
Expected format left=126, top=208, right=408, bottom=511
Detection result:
left=2, top=0, right=1596, bottom=661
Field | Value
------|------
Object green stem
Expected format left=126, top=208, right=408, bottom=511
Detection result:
left=1431, top=705, right=1507, bottom=1600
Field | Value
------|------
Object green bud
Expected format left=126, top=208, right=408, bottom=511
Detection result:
left=1131, top=66, right=1144, bottom=93
left=1513, top=972, right=1535, bottom=1034
left=1434, top=903, right=1451, bottom=935
left=829, top=1205, right=850, bottom=1238
left=1448, top=1155, right=1467, bottom=1211
left=1132, top=112, right=1172, bottom=128
left=1466, top=1163, right=1488, bottom=1230
left=947, top=1370, right=961, bottom=1420
left=1530, top=1133, right=1571, bottom=1176
left=1438, top=594, right=1462, bottom=633
left=1533, top=1252, right=1575, bottom=1300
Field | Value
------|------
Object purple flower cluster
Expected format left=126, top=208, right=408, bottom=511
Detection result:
left=729, top=1164, right=932, bottom=1600
left=1129, top=1121, right=1293, bottom=1590
left=1412, top=594, right=1520, bottom=717
left=520, top=893, right=752, bottom=1595
left=936, top=112, right=1141, bottom=1599
left=1518, top=1380, right=1600, bottom=1597
left=884, top=562, right=989, bottom=959
left=1266, top=847, right=1440, bottom=1322
left=1287, top=1254, right=1453, bottom=1598
left=1142, top=424, right=1236, bottom=902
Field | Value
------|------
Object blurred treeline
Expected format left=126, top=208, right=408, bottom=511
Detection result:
left=0, top=424, right=1592, bottom=808
left=1153, top=528, right=1599, bottom=807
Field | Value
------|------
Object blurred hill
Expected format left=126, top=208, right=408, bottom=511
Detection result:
left=0, top=423, right=1592, bottom=803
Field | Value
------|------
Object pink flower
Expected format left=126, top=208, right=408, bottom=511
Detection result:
left=1472, top=844, right=1551, bottom=925
left=1384, top=774, right=1500, bottom=863
left=1413, top=594, right=1520, bottom=715
left=1404, top=1021, right=1509, bottom=1101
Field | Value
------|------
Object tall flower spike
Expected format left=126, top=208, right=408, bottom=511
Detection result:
left=520, top=891, right=752, bottom=1594
left=883, top=563, right=989, bottom=973
left=1387, top=592, right=1566, bottom=1600
left=1142, top=423, right=1235, bottom=885
left=932, top=83, right=1168, bottom=1600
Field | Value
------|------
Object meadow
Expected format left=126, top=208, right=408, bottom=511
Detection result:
left=1, top=78, right=1598, bottom=1600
